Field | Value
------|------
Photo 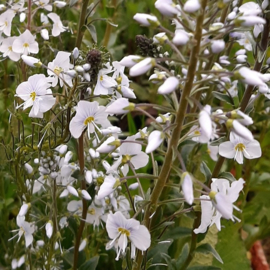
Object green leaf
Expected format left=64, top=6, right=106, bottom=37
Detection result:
left=69, top=0, right=78, bottom=7
left=86, top=24, right=97, bottom=43
left=212, top=91, right=234, bottom=105
left=195, top=243, right=223, bottom=264
left=217, top=172, right=236, bottom=182
left=79, top=256, right=99, bottom=270
left=161, top=227, right=192, bottom=240
left=212, top=221, right=252, bottom=270
left=172, top=243, right=189, bottom=270
left=200, top=162, right=212, bottom=184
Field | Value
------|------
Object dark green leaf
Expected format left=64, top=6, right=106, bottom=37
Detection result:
left=200, top=162, right=212, bottom=184
left=79, top=256, right=99, bottom=270
left=69, top=0, right=78, bottom=7
left=212, top=91, right=234, bottom=105
left=86, top=24, right=97, bottom=43
left=218, top=172, right=236, bottom=182
left=172, top=243, right=189, bottom=270
left=196, top=243, right=223, bottom=264
left=161, top=227, right=192, bottom=240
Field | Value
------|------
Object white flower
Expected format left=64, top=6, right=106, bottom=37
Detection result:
left=106, top=211, right=151, bottom=260
left=93, top=67, right=117, bottom=95
left=219, top=132, right=261, bottom=164
left=35, top=0, right=52, bottom=11
left=10, top=216, right=35, bottom=247
left=207, top=144, right=219, bottom=161
left=108, top=140, right=149, bottom=173
left=12, top=30, right=39, bottom=55
left=194, top=178, right=245, bottom=233
left=18, top=203, right=31, bottom=216
left=16, top=74, right=56, bottom=118
left=133, top=13, right=159, bottom=26
left=145, top=130, right=164, bottom=153
left=183, top=0, right=201, bottom=13
left=47, top=13, right=67, bottom=37
left=158, top=76, right=179, bottom=94
left=0, top=9, right=15, bottom=36
left=69, top=100, right=111, bottom=139
left=0, top=37, right=21, bottom=61
left=181, top=172, right=194, bottom=205
left=129, top=58, right=156, bottom=77
left=96, top=174, right=120, bottom=199
left=86, top=201, right=104, bottom=228
left=47, top=51, right=74, bottom=87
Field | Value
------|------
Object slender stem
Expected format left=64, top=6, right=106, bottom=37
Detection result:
left=73, top=134, right=87, bottom=270
left=75, top=0, right=90, bottom=49
left=133, top=1, right=208, bottom=268
left=27, top=0, right=32, bottom=30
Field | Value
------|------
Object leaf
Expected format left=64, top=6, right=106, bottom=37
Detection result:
left=69, top=0, right=78, bottom=7
left=161, top=227, right=192, bottom=240
left=195, top=243, right=223, bottom=264
left=212, top=91, right=234, bottom=105
left=172, top=243, right=189, bottom=270
left=218, top=172, right=236, bottom=182
left=200, top=162, right=212, bottom=184
left=86, top=24, right=97, bottom=43
left=79, top=256, right=99, bottom=270
left=212, top=221, right=252, bottom=270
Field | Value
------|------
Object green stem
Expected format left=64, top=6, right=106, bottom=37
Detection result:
left=75, top=0, right=90, bottom=49
left=132, top=1, right=208, bottom=268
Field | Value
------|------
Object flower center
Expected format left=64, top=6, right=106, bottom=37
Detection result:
left=88, top=208, right=95, bottom=215
left=194, top=130, right=201, bottom=135
left=84, top=116, right=95, bottom=126
left=118, top=227, right=130, bottom=236
left=96, top=176, right=104, bottom=185
left=122, top=155, right=131, bottom=164
left=116, top=76, right=122, bottom=84
left=54, top=67, right=63, bottom=75
left=100, top=75, right=103, bottom=81
left=5, top=21, right=8, bottom=27
left=23, top=43, right=29, bottom=48
left=8, top=46, right=12, bottom=52
left=235, top=143, right=245, bottom=152
left=30, top=92, right=36, bottom=101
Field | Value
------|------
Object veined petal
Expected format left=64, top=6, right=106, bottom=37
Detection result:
left=129, top=225, right=151, bottom=251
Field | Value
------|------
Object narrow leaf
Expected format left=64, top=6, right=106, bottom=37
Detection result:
left=196, top=243, right=223, bottom=264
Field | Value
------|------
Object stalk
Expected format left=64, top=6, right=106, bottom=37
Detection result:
left=75, top=0, right=91, bottom=49
left=133, top=1, right=208, bottom=268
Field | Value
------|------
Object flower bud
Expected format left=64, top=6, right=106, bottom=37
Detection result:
left=46, top=221, right=53, bottom=239
left=133, top=13, right=160, bottom=27
left=106, top=98, right=135, bottom=114
left=158, top=76, right=179, bottom=94
left=181, top=172, right=194, bottom=205
left=21, top=55, right=42, bottom=68
left=129, top=58, right=155, bottom=77
left=41, top=29, right=49, bottom=40
left=184, top=0, right=201, bottom=13
left=146, top=130, right=164, bottom=153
